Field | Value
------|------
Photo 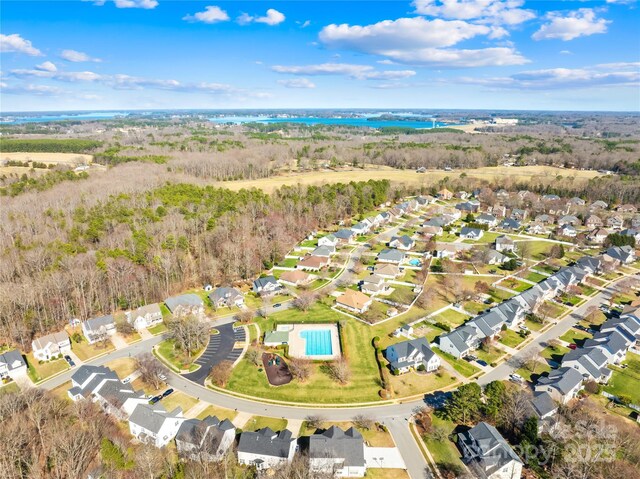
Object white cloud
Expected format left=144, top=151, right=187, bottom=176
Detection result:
left=297, top=20, right=311, bottom=28
left=272, top=63, right=416, bottom=80
left=319, top=17, right=528, bottom=67
left=0, top=33, right=43, bottom=56
left=455, top=63, right=639, bottom=90
left=559, top=50, right=573, bottom=55
left=183, top=6, right=229, bottom=24
left=35, top=61, right=57, bottom=72
left=11, top=68, right=103, bottom=82
left=277, top=78, right=316, bottom=88
left=2, top=83, right=63, bottom=96
left=533, top=9, right=610, bottom=41
left=60, top=49, right=102, bottom=62
left=92, top=0, right=158, bottom=9
left=237, top=8, right=285, bottom=26
left=413, top=0, right=536, bottom=26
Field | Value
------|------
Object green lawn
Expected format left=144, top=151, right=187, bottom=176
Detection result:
left=387, top=285, right=417, bottom=305
left=519, top=241, right=555, bottom=260
left=148, top=322, right=168, bottom=335
left=276, top=258, right=299, bottom=268
left=226, top=303, right=382, bottom=404
left=0, top=382, right=20, bottom=395
left=559, top=328, right=592, bottom=347
left=525, top=271, right=547, bottom=283
left=604, top=353, right=640, bottom=404
left=475, top=346, right=504, bottom=365
left=399, top=268, right=418, bottom=284
left=388, top=369, right=457, bottom=397
left=421, top=416, right=465, bottom=476
left=301, top=420, right=396, bottom=447
left=558, top=294, right=582, bottom=306
left=25, top=352, right=70, bottom=383
left=196, top=404, right=239, bottom=422
left=160, top=391, right=198, bottom=413
left=538, top=301, right=569, bottom=320
left=244, top=415, right=288, bottom=432
left=498, top=278, right=532, bottom=293
left=433, top=348, right=480, bottom=378
left=580, top=284, right=598, bottom=296
left=524, top=318, right=545, bottom=332
left=155, top=339, right=200, bottom=372
left=67, top=329, right=115, bottom=361
left=540, top=344, right=571, bottom=364
left=516, top=362, right=552, bottom=383
left=433, top=309, right=470, bottom=328
left=463, top=301, right=489, bottom=315
left=499, top=329, right=526, bottom=348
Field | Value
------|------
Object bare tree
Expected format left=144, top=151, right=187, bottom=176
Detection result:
left=168, top=315, right=210, bottom=358
left=135, top=352, right=169, bottom=390
left=234, top=310, right=253, bottom=324
left=293, top=292, right=316, bottom=312
left=352, top=414, right=374, bottom=430
left=209, top=360, right=233, bottom=387
left=325, top=358, right=351, bottom=385
left=289, top=357, right=312, bottom=382
left=305, top=414, right=325, bottom=429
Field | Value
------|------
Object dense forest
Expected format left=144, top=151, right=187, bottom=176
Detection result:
left=0, top=177, right=396, bottom=349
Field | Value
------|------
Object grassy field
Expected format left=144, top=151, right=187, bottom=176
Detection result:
left=25, top=352, right=70, bottom=383
left=365, top=469, right=410, bottom=479
left=0, top=151, right=93, bottom=165
left=433, top=309, right=470, bottom=328
left=421, top=415, right=465, bottom=476
left=244, top=415, right=288, bottom=432
left=195, top=404, right=239, bottom=422
left=300, top=420, right=395, bottom=447
left=605, top=353, right=640, bottom=405
left=160, top=391, right=198, bottom=413
left=499, top=329, right=526, bottom=348
left=156, top=339, right=200, bottom=372
left=213, top=165, right=601, bottom=194
left=105, top=357, right=137, bottom=378
left=148, top=322, right=168, bottom=335
left=559, top=328, right=592, bottom=346
left=388, top=369, right=457, bottom=397
left=433, top=348, right=480, bottom=378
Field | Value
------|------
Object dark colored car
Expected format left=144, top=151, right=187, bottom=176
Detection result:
left=476, top=359, right=489, bottom=367
left=273, top=303, right=282, bottom=308
left=162, top=388, right=174, bottom=398
left=64, top=355, right=76, bottom=367
left=149, top=396, right=161, bottom=405
left=568, top=343, right=578, bottom=350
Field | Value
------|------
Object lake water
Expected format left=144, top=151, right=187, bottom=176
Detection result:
left=1, top=112, right=128, bottom=124
left=209, top=115, right=454, bottom=129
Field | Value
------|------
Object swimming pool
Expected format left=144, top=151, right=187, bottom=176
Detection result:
left=409, top=258, right=422, bottom=266
left=300, top=329, right=333, bottom=356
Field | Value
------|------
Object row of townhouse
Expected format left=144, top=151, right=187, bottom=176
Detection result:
left=438, top=247, right=635, bottom=359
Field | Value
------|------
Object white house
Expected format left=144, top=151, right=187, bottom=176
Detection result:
left=253, top=276, right=283, bottom=295
left=164, top=294, right=205, bottom=318
left=32, top=331, right=71, bottom=361
left=82, top=314, right=117, bottom=344
left=318, top=234, right=338, bottom=247
left=237, top=428, right=296, bottom=470
left=0, top=349, right=27, bottom=380
left=534, top=367, right=583, bottom=404
left=460, top=227, right=484, bottom=241
left=494, top=235, right=515, bottom=253
left=309, top=426, right=366, bottom=477
left=175, top=416, right=236, bottom=462
left=385, top=338, right=441, bottom=374
left=208, top=287, right=244, bottom=309
left=129, top=403, right=185, bottom=448
left=126, top=303, right=163, bottom=331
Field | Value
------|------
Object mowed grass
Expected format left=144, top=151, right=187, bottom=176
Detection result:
left=26, top=352, right=70, bottom=383
left=244, top=415, right=288, bottom=432
left=434, top=308, right=470, bottom=328
left=364, top=469, right=410, bottom=479
left=421, top=416, right=465, bottom=475
left=387, top=369, right=457, bottom=397
left=196, top=404, right=238, bottom=422
left=605, top=353, right=640, bottom=404
left=156, top=339, right=200, bottom=372
left=226, top=303, right=381, bottom=404
left=105, top=357, right=137, bottom=378
left=499, top=329, right=526, bottom=348
left=433, top=348, right=480, bottom=378
left=160, top=391, right=198, bottom=413
left=559, top=328, right=592, bottom=346
left=214, top=165, right=601, bottom=194
left=300, top=421, right=395, bottom=447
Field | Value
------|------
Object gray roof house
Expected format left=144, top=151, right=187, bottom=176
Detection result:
left=438, top=324, right=481, bottom=359
left=389, top=235, right=415, bottom=250
left=209, top=287, right=244, bottom=309
left=252, top=276, right=282, bottom=295
left=129, top=403, right=185, bottom=448
left=531, top=391, right=558, bottom=431
left=605, top=245, right=635, bottom=264
left=377, top=248, right=406, bottom=264
left=334, top=229, right=356, bottom=243
left=312, top=245, right=336, bottom=257
left=476, top=214, right=497, bottom=226
left=500, top=218, right=521, bottom=230
left=458, top=422, right=523, bottom=479
left=460, top=227, right=484, bottom=240
left=0, top=349, right=27, bottom=380
left=175, top=415, right=235, bottom=461
left=237, top=428, right=296, bottom=470
left=309, top=426, right=366, bottom=478
left=165, top=294, right=205, bottom=317
left=495, top=235, right=515, bottom=252
left=82, top=314, right=116, bottom=344
left=385, top=337, right=441, bottom=374
left=534, top=367, right=584, bottom=404
left=126, top=303, right=163, bottom=331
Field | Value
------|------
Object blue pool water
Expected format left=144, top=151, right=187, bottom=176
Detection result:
left=301, top=329, right=333, bottom=356
left=409, top=259, right=422, bottom=266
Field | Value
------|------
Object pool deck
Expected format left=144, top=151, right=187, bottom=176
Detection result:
left=287, top=323, right=341, bottom=361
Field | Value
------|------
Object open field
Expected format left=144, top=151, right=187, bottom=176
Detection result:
left=605, top=353, right=640, bottom=405
left=212, top=165, right=602, bottom=194
left=0, top=152, right=93, bottom=164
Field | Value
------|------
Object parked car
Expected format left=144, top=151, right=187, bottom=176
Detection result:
left=162, top=388, right=174, bottom=398
left=568, top=343, right=578, bottom=350
left=509, top=373, right=524, bottom=383
left=273, top=303, right=282, bottom=308
left=64, top=355, right=76, bottom=367
left=465, top=355, right=478, bottom=362
left=476, top=359, right=489, bottom=367
left=158, top=373, right=167, bottom=381
left=149, top=396, right=161, bottom=405
left=123, top=377, right=131, bottom=384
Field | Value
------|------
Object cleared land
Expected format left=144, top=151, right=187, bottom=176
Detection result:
left=0, top=152, right=93, bottom=164
left=213, top=165, right=602, bottom=194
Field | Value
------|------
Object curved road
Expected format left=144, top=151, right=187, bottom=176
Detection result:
left=38, top=262, right=636, bottom=479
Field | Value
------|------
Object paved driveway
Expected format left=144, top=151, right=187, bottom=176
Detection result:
left=182, top=323, right=246, bottom=385
left=365, top=446, right=406, bottom=469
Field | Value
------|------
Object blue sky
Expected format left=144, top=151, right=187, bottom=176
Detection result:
left=1, top=0, right=639, bottom=111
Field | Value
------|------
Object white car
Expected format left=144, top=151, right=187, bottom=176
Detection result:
left=509, top=373, right=524, bottom=383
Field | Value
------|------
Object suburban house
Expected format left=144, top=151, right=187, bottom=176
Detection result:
left=584, top=215, right=603, bottom=228
left=336, top=289, right=373, bottom=314
left=557, top=224, right=577, bottom=237
left=567, top=197, right=586, bottom=207
left=605, top=245, right=636, bottom=264
left=82, top=314, right=116, bottom=344
left=253, top=276, right=282, bottom=295
left=126, top=303, right=163, bottom=331
left=558, top=215, right=579, bottom=226
left=534, top=214, right=555, bottom=225
left=438, top=324, right=481, bottom=359
left=297, top=255, right=330, bottom=271
left=312, top=245, right=336, bottom=257
left=68, top=365, right=148, bottom=419
left=500, top=219, right=521, bottom=231
left=32, top=331, right=71, bottom=361
left=0, top=349, right=27, bottom=380
left=458, top=422, right=523, bottom=479
left=531, top=391, right=558, bottom=431
left=279, top=270, right=312, bottom=286
left=164, top=294, right=205, bottom=318
left=534, top=367, right=584, bottom=404
left=377, top=248, right=406, bottom=264
left=494, top=235, right=515, bottom=253
left=374, top=263, right=401, bottom=279
left=209, top=287, right=244, bottom=309
left=385, top=338, right=441, bottom=374
left=334, top=229, right=356, bottom=245
left=527, top=222, right=548, bottom=235
left=129, top=403, right=185, bottom=448
left=175, top=415, right=235, bottom=461
left=309, top=426, right=366, bottom=477
left=587, top=228, right=609, bottom=244
left=621, top=228, right=640, bottom=242
left=460, top=227, right=484, bottom=241
left=456, top=201, right=479, bottom=213
left=510, top=208, right=528, bottom=221
left=237, top=428, right=296, bottom=470
left=360, top=274, right=389, bottom=295
left=607, top=215, right=624, bottom=230
left=437, top=188, right=453, bottom=200
left=617, top=204, right=637, bottom=214
left=632, top=216, right=640, bottom=228
left=486, top=250, right=508, bottom=265
left=318, top=234, right=338, bottom=247
left=389, top=235, right=415, bottom=251
left=590, top=200, right=608, bottom=211
left=421, top=224, right=443, bottom=237
left=351, top=221, right=370, bottom=236
left=476, top=214, right=498, bottom=227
